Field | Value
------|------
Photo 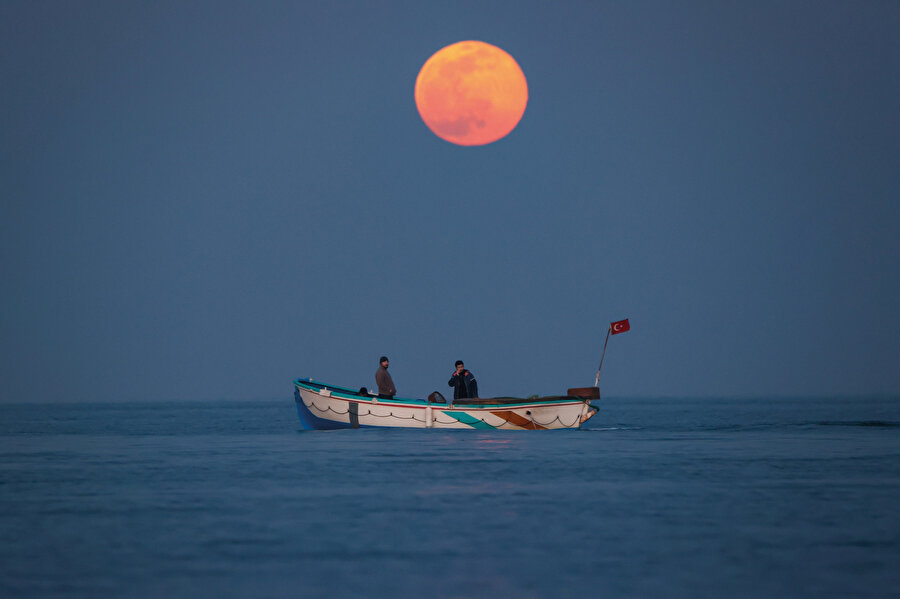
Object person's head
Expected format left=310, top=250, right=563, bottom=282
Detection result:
left=455, top=360, right=464, bottom=372
left=380, top=356, right=389, bottom=368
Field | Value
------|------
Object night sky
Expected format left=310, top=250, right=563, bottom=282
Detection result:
left=2, top=1, right=898, bottom=402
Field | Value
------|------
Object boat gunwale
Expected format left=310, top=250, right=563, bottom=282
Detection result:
left=293, top=378, right=589, bottom=410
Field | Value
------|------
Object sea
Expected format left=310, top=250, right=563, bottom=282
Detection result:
left=1, top=396, right=898, bottom=598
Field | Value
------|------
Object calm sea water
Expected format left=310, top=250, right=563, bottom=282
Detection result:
left=1, top=396, right=898, bottom=598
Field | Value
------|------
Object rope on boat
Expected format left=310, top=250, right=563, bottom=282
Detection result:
left=300, top=396, right=584, bottom=428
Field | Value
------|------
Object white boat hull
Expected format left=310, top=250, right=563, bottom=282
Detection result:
left=294, top=379, right=596, bottom=430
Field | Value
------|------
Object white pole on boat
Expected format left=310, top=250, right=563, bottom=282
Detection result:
left=594, top=325, right=612, bottom=387
left=595, top=318, right=631, bottom=386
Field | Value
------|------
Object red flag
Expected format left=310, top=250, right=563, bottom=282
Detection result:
left=610, top=318, right=630, bottom=334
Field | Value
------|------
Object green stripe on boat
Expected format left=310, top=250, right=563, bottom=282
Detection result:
left=443, top=411, right=496, bottom=429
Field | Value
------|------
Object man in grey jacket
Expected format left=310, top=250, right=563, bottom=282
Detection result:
left=375, top=356, right=396, bottom=399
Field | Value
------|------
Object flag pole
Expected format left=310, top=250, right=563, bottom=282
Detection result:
left=594, top=325, right=611, bottom=387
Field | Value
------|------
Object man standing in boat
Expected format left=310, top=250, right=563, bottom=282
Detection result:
left=375, top=356, right=396, bottom=400
left=448, top=360, right=478, bottom=400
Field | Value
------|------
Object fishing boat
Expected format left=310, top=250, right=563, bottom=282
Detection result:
left=293, top=319, right=629, bottom=431
left=293, top=378, right=600, bottom=430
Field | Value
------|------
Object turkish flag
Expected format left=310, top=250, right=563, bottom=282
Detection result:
left=610, top=319, right=630, bottom=334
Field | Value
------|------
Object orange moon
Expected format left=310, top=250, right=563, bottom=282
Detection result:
left=415, top=41, right=528, bottom=146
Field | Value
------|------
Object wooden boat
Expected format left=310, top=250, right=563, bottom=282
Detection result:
left=293, top=378, right=599, bottom=430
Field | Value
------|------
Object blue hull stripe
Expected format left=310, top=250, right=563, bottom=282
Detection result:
left=442, top=411, right=496, bottom=429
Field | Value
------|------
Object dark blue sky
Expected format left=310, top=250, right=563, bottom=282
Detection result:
left=2, top=1, right=898, bottom=402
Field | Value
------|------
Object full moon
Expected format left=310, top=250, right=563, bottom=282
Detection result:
left=415, top=41, right=528, bottom=146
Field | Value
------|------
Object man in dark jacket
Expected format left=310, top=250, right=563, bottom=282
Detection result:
left=375, top=356, right=396, bottom=399
left=448, top=360, right=478, bottom=400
